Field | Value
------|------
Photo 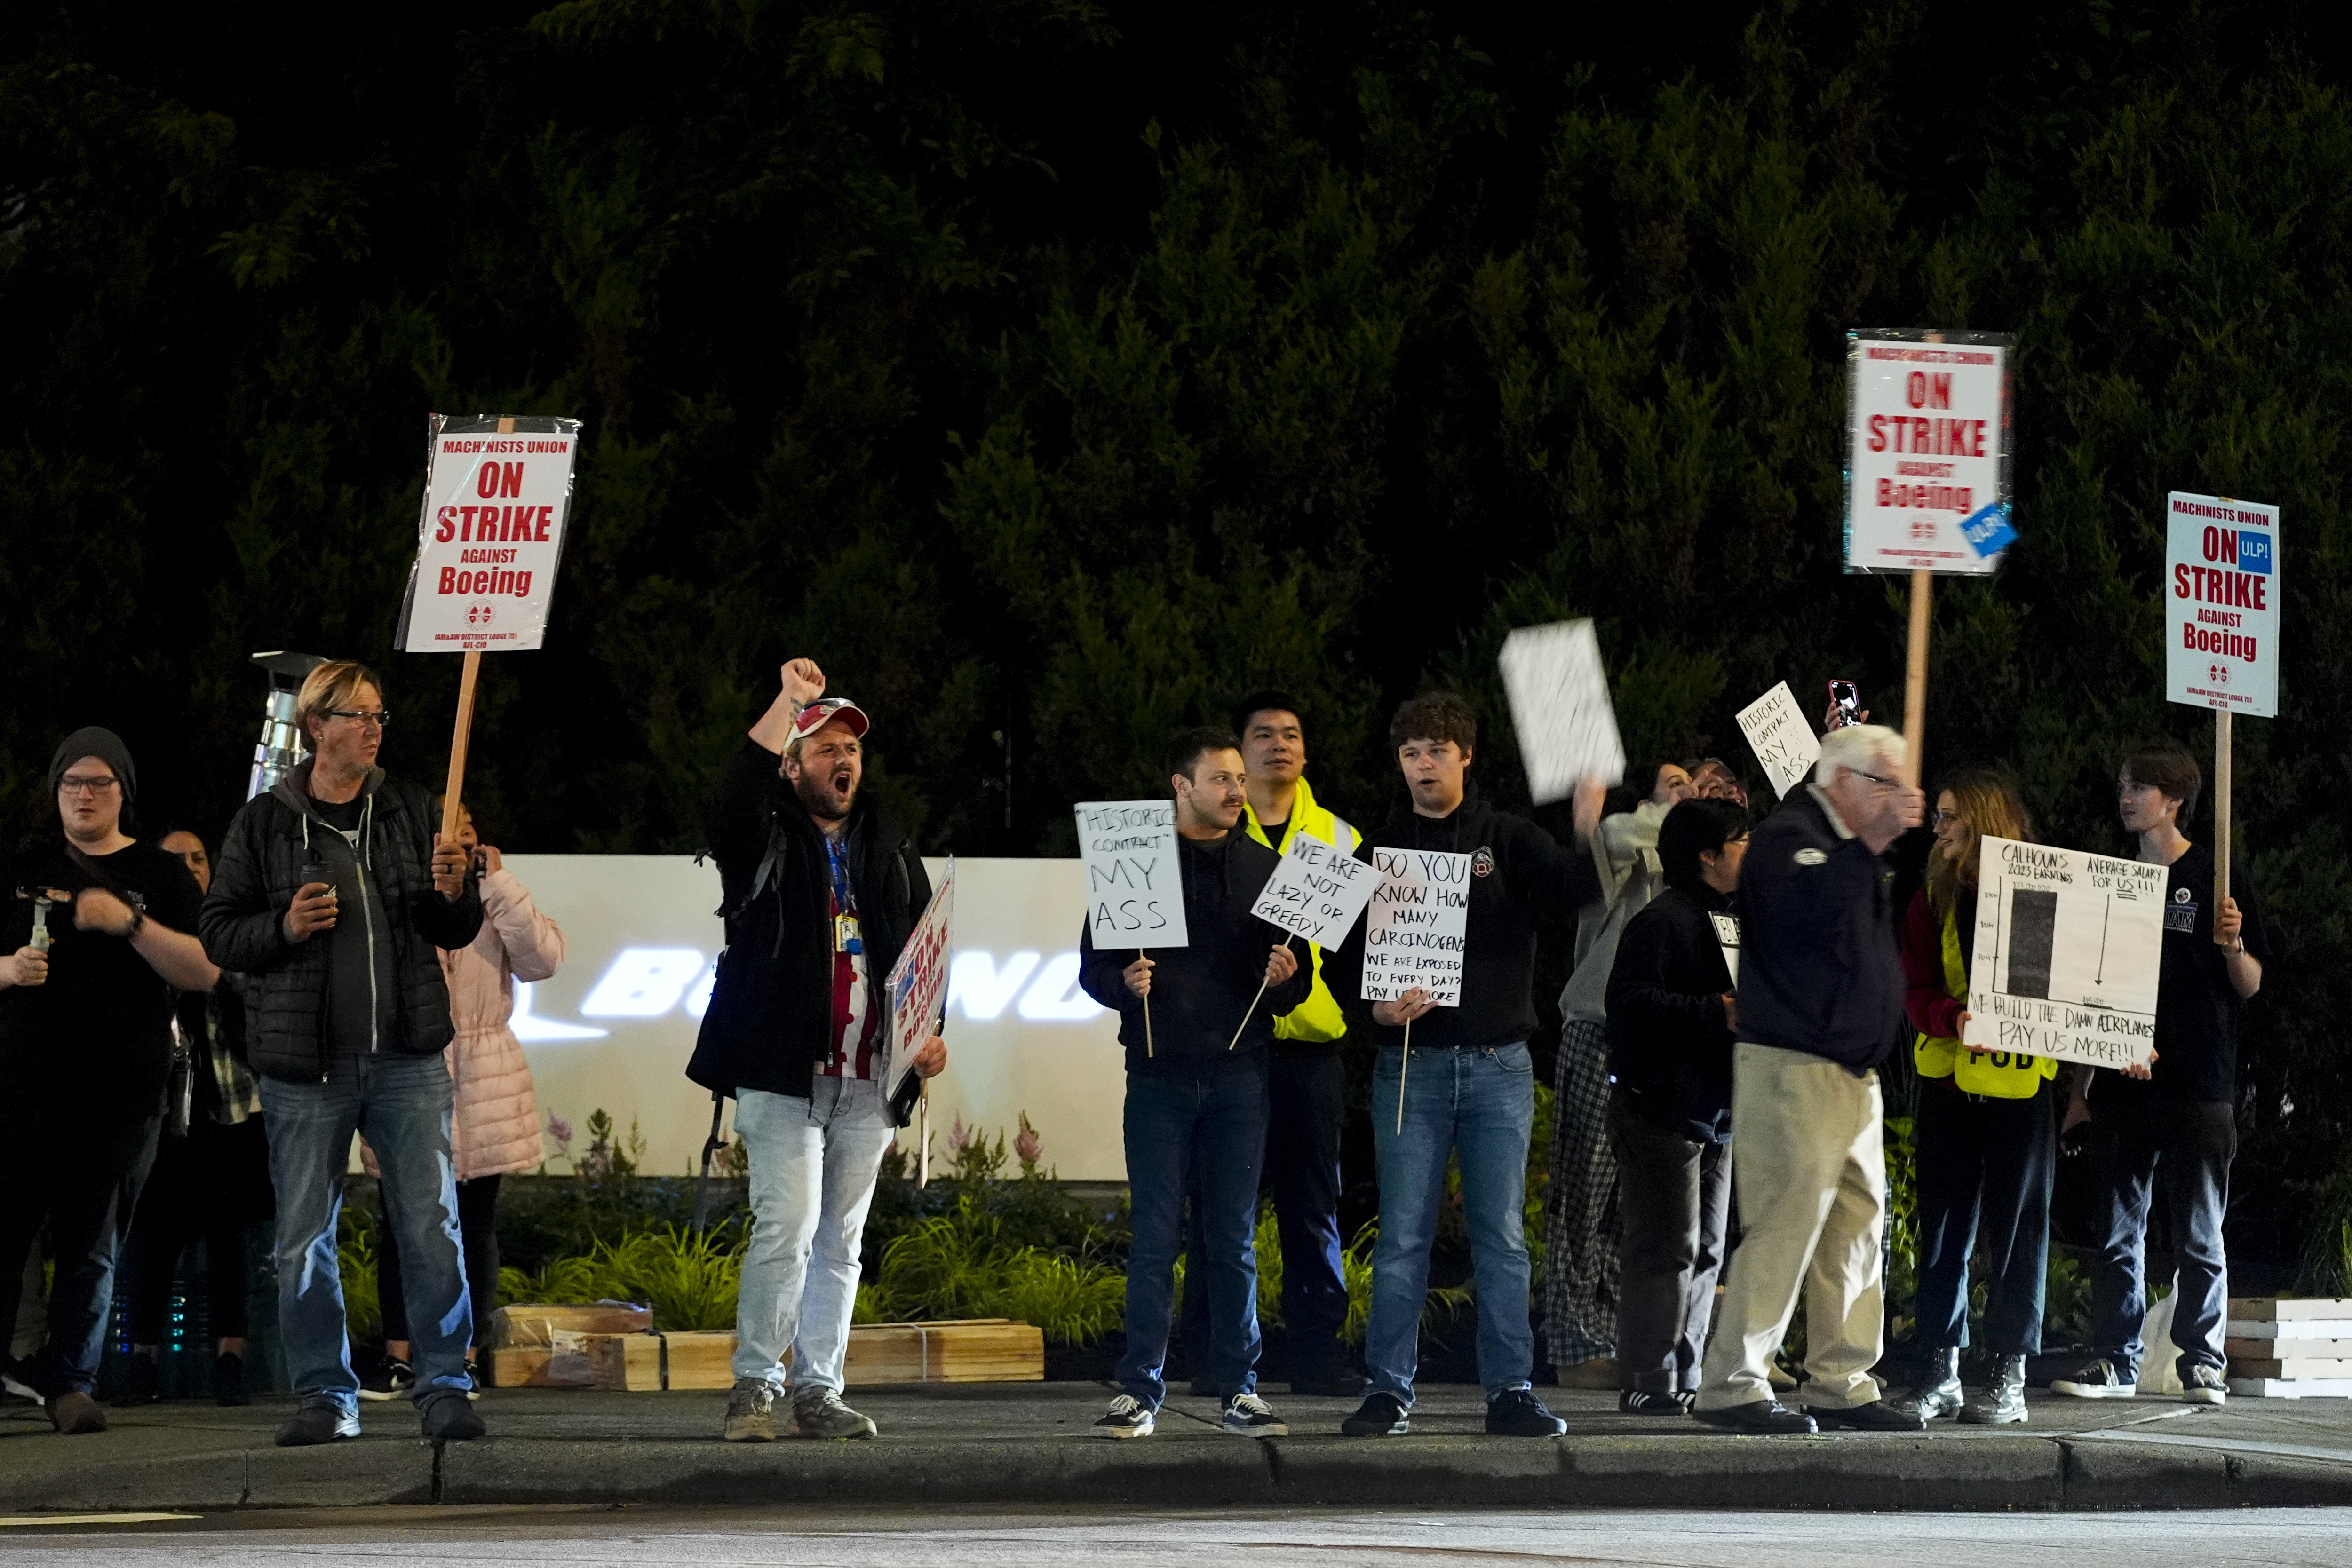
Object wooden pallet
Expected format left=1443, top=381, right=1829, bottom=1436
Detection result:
left=484, top=1302, right=657, bottom=1387
left=583, top=1319, right=1047, bottom=1391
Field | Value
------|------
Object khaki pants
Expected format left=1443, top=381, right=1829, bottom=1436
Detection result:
left=1696, top=1043, right=1886, bottom=1411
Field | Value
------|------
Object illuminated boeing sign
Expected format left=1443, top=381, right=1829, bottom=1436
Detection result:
left=542, top=945, right=1106, bottom=1032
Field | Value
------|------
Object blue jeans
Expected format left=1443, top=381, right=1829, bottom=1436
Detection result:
left=262, top=1053, right=472, bottom=1415
left=2088, top=1100, right=2235, bottom=1378
left=1367, top=1041, right=1536, bottom=1406
left=731, top=1077, right=897, bottom=1391
left=1120, top=1063, right=1269, bottom=1408
left=1912, top=1079, right=2055, bottom=1355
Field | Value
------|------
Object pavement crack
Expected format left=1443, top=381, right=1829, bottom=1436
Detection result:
left=430, top=1439, right=446, bottom=1503
left=1262, top=1439, right=1287, bottom=1488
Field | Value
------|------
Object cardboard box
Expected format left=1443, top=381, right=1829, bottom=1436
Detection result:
left=2225, top=1297, right=2352, bottom=1322
left=581, top=1319, right=1047, bottom=1391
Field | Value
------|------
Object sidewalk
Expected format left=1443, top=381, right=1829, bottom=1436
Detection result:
left=6, top=1383, right=2352, bottom=1514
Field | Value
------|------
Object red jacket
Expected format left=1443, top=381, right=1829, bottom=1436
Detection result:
left=1899, top=888, right=1967, bottom=1041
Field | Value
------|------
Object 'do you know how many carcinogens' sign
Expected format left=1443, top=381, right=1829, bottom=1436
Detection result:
left=1360, top=849, right=1471, bottom=1007
left=1076, top=800, right=1188, bottom=949
left=1845, top=332, right=2012, bottom=575
left=1959, top=837, right=2165, bottom=1070
left=2167, top=491, right=2280, bottom=718
left=397, top=414, right=584, bottom=653
left=1250, top=831, right=1377, bottom=950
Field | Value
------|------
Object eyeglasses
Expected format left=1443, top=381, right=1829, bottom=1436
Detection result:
left=326, top=709, right=392, bottom=729
left=1931, top=810, right=1957, bottom=826
left=57, top=775, right=119, bottom=798
left=1850, top=768, right=1899, bottom=790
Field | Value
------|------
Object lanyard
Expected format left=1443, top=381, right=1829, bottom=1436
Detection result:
left=826, top=835, right=856, bottom=916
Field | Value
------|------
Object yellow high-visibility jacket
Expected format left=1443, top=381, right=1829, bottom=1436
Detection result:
left=1914, top=901, right=2058, bottom=1098
left=1241, top=775, right=1358, bottom=1046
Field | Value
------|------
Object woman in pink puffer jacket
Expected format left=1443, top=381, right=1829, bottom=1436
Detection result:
left=365, top=802, right=564, bottom=1397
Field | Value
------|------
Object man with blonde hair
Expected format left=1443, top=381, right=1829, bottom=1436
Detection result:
left=201, top=660, right=483, bottom=1448
left=1692, top=723, right=1924, bottom=1434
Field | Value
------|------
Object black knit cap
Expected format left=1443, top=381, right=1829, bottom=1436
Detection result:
left=49, top=726, right=136, bottom=802
left=1230, top=688, right=1306, bottom=740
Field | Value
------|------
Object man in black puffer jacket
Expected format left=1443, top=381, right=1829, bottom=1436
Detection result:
left=201, top=660, right=482, bottom=1449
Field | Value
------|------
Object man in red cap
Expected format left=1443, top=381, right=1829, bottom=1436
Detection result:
left=689, top=659, right=947, bottom=1442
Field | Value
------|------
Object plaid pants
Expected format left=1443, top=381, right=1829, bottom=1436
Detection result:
left=1542, top=1018, right=1619, bottom=1365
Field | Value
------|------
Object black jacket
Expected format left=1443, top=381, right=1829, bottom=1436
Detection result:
left=688, top=738, right=930, bottom=1102
left=1078, top=830, right=1309, bottom=1073
left=1325, top=784, right=1602, bottom=1050
left=1606, top=884, right=1737, bottom=1142
left=1734, top=787, right=1902, bottom=1071
left=200, top=763, right=483, bottom=1082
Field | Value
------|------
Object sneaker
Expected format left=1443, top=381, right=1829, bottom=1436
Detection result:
left=1692, top=1398, right=1817, bottom=1434
left=276, top=1404, right=361, bottom=1446
left=2051, top=1358, right=2137, bottom=1399
left=1486, top=1387, right=1567, bottom=1437
left=1222, top=1391, right=1289, bottom=1438
left=358, top=1357, right=414, bottom=1403
left=464, top=1358, right=484, bottom=1402
left=1806, top=1398, right=1926, bottom=1432
left=120, top=1351, right=163, bottom=1405
left=46, top=1389, right=107, bottom=1434
left=214, top=1351, right=250, bottom=1407
left=1093, top=1394, right=1155, bottom=1439
left=421, top=1394, right=486, bottom=1442
left=722, top=1377, right=779, bottom=1442
left=791, top=1386, right=879, bottom=1440
left=2182, top=1363, right=2228, bottom=1406
left=1619, top=1389, right=1694, bottom=1415
left=1340, top=1391, right=1410, bottom=1437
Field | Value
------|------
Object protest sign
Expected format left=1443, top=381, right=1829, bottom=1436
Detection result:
left=1075, top=800, right=1189, bottom=948
left=397, top=415, right=584, bottom=655
left=1844, top=332, right=2011, bottom=576
left=1959, top=837, right=2164, bottom=1070
left=2165, top=491, right=2279, bottom=720
left=882, top=859, right=954, bottom=1127
left=1359, top=848, right=1471, bottom=1006
left=1498, top=620, right=1626, bottom=805
left=1250, top=830, right=1377, bottom=950
left=1734, top=681, right=1822, bottom=799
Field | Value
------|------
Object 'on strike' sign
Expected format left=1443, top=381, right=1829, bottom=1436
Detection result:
left=1844, top=332, right=2011, bottom=576
left=396, top=414, right=584, bottom=653
left=2165, top=491, right=2280, bottom=718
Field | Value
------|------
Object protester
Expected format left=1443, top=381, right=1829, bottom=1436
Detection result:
left=200, top=661, right=485, bottom=1447
left=0, top=729, right=217, bottom=1434
left=2053, top=740, right=2269, bottom=1406
left=1692, top=723, right=1925, bottom=1434
left=119, top=827, right=272, bottom=1407
left=1901, top=771, right=2053, bottom=1425
left=1604, top=797, right=1748, bottom=1413
left=1686, top=757, right=1748, bottom=808
left=1078, top=727, right=1307, bottom=1440
left=365, top=800, right=564, bottom=1400
left=1176, top=690, right=1360, bottom=1398
left=689, top=660, right=948, bottom=1442
left=1324, top=692, right=1601, bottom=1439
left=1547, top=759, right=1694, bottom=1387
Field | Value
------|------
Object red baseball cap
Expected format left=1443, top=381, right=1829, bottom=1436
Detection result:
left=791, top=697, right=870, bottom=743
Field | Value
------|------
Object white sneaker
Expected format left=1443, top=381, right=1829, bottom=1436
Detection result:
left=2182, top=1364, right=2228, bottom=1405
left=1093, top=1394, right=1155, bottom=1438
left=1221, top=1391, right=1289, bottom=1438
left=2051, top=1358, right=2137, bottom=1399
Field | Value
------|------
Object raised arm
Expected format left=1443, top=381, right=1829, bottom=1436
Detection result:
left=479, top=859, right=566, bottom=982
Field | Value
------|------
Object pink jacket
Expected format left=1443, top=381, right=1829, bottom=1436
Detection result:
left=364, top=865, right=564, bottom=1182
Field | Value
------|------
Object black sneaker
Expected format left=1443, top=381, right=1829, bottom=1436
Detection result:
left=1692, top=1399, right=1817, bottom=1434
left=1806, top=1399, right=1926, bottom=1432
left=463, top=1358, right=484, bottom=1402
left=1486, top=1387, right=1567, bottom=1437
left=120, top=1351, right=163, bottom=1405
left=421, top=1394, right=486, bottom=1442
left=276, top=1404, right=361, bottom=1446
left=1619, top=1388, right=1693, bottom=1415
left=1341, top=1391, right=1410, bottom=1437
left=2182, top=1363, right=2228, bottom=1406
left=358, top=1357, right=414, bottom=1403
left=213, top=1351, right=250, bottom=1407
left=2051, top=1358, right=2136, bottom=1399
left=1093, top=1394, right=1155, bottom=1439
left=1222, top=1391, right=1289, bottom=1438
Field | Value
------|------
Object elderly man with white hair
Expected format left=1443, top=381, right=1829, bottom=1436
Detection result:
left=1691, top=724, right=1924, bottom=1434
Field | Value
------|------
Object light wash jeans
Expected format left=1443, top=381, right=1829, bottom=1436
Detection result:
left=261, top=1053, right=471, bottom=1416
left=732, top=1077, right=896, bottom=1390
left=1367, top=1040, right=1537, bottom=1406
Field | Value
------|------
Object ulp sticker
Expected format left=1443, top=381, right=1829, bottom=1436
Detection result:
left=1960, top=502, right=2018, bottom=558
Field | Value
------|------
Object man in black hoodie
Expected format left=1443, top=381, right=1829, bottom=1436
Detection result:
left=1078, top=727, right=1309, bottom=1440
left=1324, top=691, right=1602, bottom=1439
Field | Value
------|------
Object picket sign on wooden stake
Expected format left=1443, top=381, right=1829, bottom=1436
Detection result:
left=1396, top=1016, right=1412, bottom=1135
left=435, top=412, right=513, bottom=844
left=1903, top=568, right=1931, bottom=789
left=2216, top=710, right=2233, bottom=910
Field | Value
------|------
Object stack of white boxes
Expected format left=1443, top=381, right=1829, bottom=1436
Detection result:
left=2225, top=1297, right=2352, bottom=1398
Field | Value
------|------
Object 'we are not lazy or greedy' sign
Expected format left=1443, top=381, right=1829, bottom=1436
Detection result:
left=1498, top=620, right=1626, bottom=805
left=2165, top=491, right=2280, bottom=718
left=396, top=415, right=584, bottom=653
left=1844, top=330, right=2013, bottom=576
left=1959, top=837, right=2166, bottom=1070
left=1076, top=800, right=1189, bottom=949
left=1733, top=681, right=1822, bottom=799
left=1359, top=849, right=1471, bottom=1007
left=1249, top=831, right=1377, bottom=950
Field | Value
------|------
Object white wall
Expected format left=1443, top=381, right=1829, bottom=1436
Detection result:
left=499, top=855, right=1128, bottom=1180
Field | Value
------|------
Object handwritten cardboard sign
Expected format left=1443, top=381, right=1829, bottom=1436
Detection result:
left=1734, top=681, right=1822, bottom=799
left=1960, top=837, right=2164, bottom=1069
left=1359, top=848, right=1471, bottom=1006
left=1075, top=800, right=1188, bottom=948
left=1498, top=620, right=1626, bottom=805
left=1249, top=831, right=1377, bottom=950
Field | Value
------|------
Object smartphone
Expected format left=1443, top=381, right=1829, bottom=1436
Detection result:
left=1827, top=680, right=1863, bottom=731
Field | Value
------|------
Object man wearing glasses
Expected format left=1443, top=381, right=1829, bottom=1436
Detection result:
left=0, top=728, right=217, bottom=1434
left=1691, top=724, right=1925, bottom=1434
left=201, top=660, right=482, bottom=1447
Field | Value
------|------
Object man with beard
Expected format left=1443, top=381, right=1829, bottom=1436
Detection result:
left=689, top=659, right=948, bottom=1443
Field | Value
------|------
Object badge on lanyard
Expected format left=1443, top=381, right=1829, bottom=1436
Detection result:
left=835, top=912, right=864, bottom=955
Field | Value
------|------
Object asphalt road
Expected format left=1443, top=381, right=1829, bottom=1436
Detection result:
left=6, top=1505, right=2352, bottom=1566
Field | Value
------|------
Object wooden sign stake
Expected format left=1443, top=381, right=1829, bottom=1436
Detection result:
left=1140, top=948, right=1153, bottom=1058
left=2215, top=709, right=2232, bottom=910
left=1902, top=567, right=1931, bottom=789
left=1225, top=936, right=1293, bottom=1052
left=1395, top=1016, right=1413, bottom=1135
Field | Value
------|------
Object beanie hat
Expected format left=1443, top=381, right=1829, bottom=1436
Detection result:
left=49, top=726, right=137, bottom=802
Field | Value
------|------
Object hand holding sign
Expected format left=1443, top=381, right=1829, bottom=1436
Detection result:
left=1959, top=837, right=2164, bottom=1070
left=1499, top=621, right=1626, bottom=805
left=1362, top=848, right=1472, bottom=1132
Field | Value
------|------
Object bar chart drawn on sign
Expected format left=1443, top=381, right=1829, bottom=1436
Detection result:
left=1960, top=837, right=2166, bottom=1069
